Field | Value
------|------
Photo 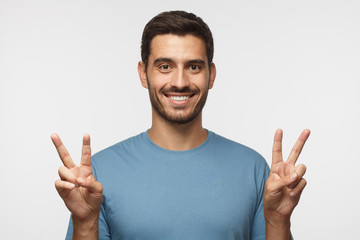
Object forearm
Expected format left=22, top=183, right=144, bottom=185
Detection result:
left=72, top=215, right=99, bottom=240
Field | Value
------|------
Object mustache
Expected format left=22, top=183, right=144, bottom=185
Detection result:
left=161, top=86, right=199, bottom=94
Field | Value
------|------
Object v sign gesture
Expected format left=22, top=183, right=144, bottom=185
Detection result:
left=263, top=129, right=310, bottom=240
left=52, top=134, right=102, bottom=240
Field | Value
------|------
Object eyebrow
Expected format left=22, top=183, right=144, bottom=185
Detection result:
left=153, top=58, right=174, bottom=65
left=153, top=58, right=206, bottom=66
left=187, top=59, right=206, bottom=65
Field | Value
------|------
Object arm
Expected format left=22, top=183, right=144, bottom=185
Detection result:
left=51, top=134, right=103, bottom=240
left=263, top=129, right=310, bottom=240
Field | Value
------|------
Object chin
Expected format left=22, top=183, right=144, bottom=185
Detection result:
left=158, top=109, right=201, bottom=125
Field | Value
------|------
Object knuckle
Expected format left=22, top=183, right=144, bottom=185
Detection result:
left=292, top=148, right=300, bottom=155
left=54, top=180, right=62, bottom=189
left=302, top=178, right=307, bottom=186
left=63, top=152, right=69, bottom=159
left=296, top=164, right=307, bottom=175
left=82, top=151, right=91, bottom=157
left=302, top=166, right=307, bottom=174
left=298, top=163, right=306, bottom=168
left=62, top=152, right=71, bottom=162
left=58, top=166, right=66, bottom=175
left=272, top=149, right=282, bottom=153
left=264, top=181, right=275, bottom=192
left=58, top=167, right=63, bottom=175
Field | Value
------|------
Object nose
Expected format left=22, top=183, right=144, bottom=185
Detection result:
left=170, top=68, right=190, bottom=90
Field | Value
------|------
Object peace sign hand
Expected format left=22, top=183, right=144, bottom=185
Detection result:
left=263, top=129, right=310, bottom=224
left=51, top=134, right=103, bottom=222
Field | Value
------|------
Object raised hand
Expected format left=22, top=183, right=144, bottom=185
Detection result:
left=51, top=134, right=103, bottom=222
left=263, top=129, right=310, bottom=236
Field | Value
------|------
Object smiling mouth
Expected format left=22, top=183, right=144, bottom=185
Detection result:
left=164, top=94, right=195, bottom=104
left=168, top=95, right=191, bottom=101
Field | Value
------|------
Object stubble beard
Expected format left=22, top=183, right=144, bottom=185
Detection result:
left=147, top=77, right=209, bottom=125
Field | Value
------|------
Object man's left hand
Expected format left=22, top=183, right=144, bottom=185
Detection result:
left=263, top=129, right=310, bottom=226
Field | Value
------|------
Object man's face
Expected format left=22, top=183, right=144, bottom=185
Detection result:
left=138, top=34, right=216, bottom=124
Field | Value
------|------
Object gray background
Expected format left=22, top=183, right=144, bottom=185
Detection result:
left=1, top=0, right=359, bottom=239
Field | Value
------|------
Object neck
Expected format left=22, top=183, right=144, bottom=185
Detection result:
left=148, top=111, right=208, bottom=151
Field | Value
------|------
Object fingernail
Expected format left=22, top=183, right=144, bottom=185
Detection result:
left=290, top=191, right=295, bottom=196
left=291, top=173, right=297, bottom=180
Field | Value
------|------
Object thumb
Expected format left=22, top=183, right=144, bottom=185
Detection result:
left=77, top=177, right=103, bottom=194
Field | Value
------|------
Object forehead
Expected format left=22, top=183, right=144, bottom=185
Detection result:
left=149, top=34, right=207, bottom=61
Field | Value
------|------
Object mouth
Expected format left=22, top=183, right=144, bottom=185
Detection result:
left=168, top=95, right=191, bottom=101
left=164, top=94, right=195, bottom=104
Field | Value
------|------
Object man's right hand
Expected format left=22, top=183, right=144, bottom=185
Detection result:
left=51, top=134, right=103, bottom=238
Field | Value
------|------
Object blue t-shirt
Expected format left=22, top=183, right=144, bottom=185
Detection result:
left=66, top=131, right=270, bottom=240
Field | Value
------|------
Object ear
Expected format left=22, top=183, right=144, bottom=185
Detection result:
left=138, top=61, right=148, bottom=89
left=208, top=63, right=216, bottom=89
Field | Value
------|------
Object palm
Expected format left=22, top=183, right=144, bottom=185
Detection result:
left=263, top=129, right=310, bottom=218
left=52, top=134, right=103, bottom=220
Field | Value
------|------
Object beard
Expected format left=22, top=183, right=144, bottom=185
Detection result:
left=147, top=78, right=209, bottom=125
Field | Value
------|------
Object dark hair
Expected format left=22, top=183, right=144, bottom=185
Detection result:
left=141, top=11, right=214, bottom=68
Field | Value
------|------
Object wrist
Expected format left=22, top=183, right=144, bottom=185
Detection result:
left=264, top=208, right=291, bottom=224
left=72, top=214, right=99, bottom=240
left=265, top=214, right=291, bottom=240
left=266, top=217, right=290, bottom=229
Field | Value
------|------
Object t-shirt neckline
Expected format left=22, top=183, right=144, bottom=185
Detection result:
left=142, top=129, right=214, bottom=155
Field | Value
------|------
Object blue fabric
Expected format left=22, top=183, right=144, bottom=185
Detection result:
left=66, top=131, right=270, bottom=240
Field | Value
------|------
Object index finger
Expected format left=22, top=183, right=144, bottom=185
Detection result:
left=51, top=133, right=76, bottom=168
left=272, top=129, right=284, bottom=167
left=287, top=129, right=311, bottom=164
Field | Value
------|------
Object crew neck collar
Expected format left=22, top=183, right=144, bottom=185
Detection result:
left=142, top=129, right=214, bottom=155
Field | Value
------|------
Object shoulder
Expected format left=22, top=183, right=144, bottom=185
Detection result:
left=210, top=133, right=270, bottom=177
left=91, top=132, right=147, bottom=165
left=210, top=131, right=266, bottom=159
left=208, top=131, right=270, bottom=192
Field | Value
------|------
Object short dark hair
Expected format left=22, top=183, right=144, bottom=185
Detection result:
left=141, top=11, right=214, bottom=68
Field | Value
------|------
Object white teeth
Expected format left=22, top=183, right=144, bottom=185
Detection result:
left=169, top=96, right=189, bottom=101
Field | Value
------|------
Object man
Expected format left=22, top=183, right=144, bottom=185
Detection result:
left=52, top=11, right=310, bottom=240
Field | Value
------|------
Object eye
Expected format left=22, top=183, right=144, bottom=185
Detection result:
left=159, top=64, right=172, bottom=72
left=160, top=65, right=169, bottom=69
left=189, top=65, right=201, bottom=72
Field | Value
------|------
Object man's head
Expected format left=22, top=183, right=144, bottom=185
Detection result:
left=141, top=11, right=214, bottom=69
left=138, top=11, right=216, bottom=125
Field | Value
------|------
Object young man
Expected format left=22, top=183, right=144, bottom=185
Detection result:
left=52, top=11, right=310, bottom=240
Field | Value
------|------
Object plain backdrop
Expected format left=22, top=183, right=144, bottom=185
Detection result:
left=1, top=0, right=359, bottom=239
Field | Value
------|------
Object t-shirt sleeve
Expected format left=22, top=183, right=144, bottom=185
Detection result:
left=94, top=160, right=111, bottom=240
left=251, top=160, right=270, bottom=240
left=98, top=204, right=111, bottom=239
left=64, top=216, right=72, bottom=240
